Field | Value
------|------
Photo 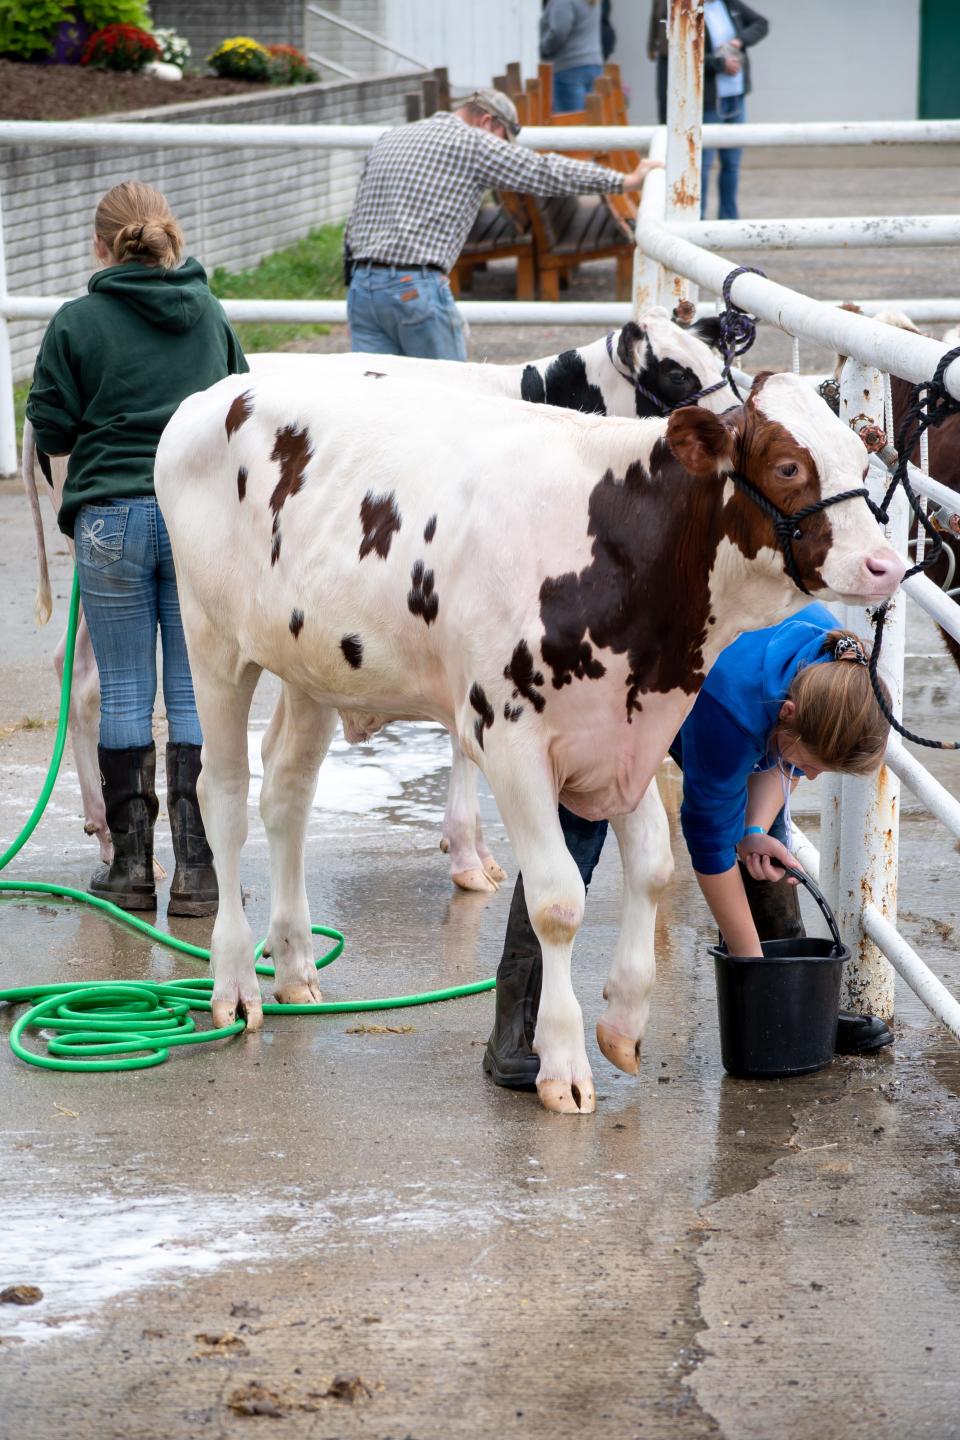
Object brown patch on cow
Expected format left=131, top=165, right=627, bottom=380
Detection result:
left=237, top=466, right=247, bottom=501
left=538, top=430, right=736, bottom=714
left=535, top=904, right=579, bottom=945
left=469, top=682, right=494, bottom=750
left=225, top=390, right=254, bottom=439
left=721, top=417, right=830, bottom=592
left=340, top=634, right=363, bottom=669
left=408, top=560, right=439, bottom=625
left=359, top=491, right=402, bottom=561
left=503, top=639, right=546, bottom=715
left=268, top=423, right=313, bottom=566
left=289, top=608, right=304, bottom=638
left=423, top=514, right=437, bottom=543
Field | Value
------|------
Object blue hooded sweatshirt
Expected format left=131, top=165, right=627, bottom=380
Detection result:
left=677, top=603, right=839, bottom=874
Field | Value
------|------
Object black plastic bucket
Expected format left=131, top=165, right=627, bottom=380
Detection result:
left=710, top=868, right=849, bottom=1078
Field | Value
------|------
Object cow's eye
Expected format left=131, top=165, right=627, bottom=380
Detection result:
left=666, top=368, right=688, bottom=388
left=776, top=462, right=800, bottom=479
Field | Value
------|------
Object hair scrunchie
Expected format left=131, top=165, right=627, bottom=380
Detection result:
left=833, top=635, right=868, bottom=665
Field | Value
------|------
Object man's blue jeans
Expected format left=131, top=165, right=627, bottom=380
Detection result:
left=702, top=94, right=745, bottom=220
left=76, top=497, right=203, bottom=749
left=553, top=63, right=603, bottom=113
left=348, top=263, right=467, bottom=360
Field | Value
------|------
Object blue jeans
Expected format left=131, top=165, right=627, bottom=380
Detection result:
left=552, top=63, right=603, bottom=113
left=347, top=263, right=467, bottom=360
left=702, top=94, right=745, bottom=220
left=76, top=497, right=202, bottom=749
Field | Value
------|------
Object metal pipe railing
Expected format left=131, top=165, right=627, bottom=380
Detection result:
left=666, top=214, right=960, bottom=252
left=305, top=2, right=430, bottom=69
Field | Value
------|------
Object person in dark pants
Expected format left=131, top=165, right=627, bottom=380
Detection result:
left=700, top=0, right=768, bottom=219
left=484, top=606, right=895, bottom=1092
left=343, top=89, right=660, bottom=361
left=26, top=181, right=248, bottom=916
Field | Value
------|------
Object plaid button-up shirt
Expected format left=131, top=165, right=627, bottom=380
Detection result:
left=345, top=111, right=625, bottom=275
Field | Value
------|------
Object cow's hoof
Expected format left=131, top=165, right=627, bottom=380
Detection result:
left=482, top=855, right=508, bottom=884
left=596, top=1020, right=642, bottom=1075
left=212, top=993, right=263, bottom=1031
left=273, top=979, right=323, bottom=1007
left=451, top=866, right=498, bottom=894
left=537, top=1078, right=596, bottom=1115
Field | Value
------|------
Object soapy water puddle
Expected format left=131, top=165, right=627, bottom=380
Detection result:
left=0, top=1159, right=632, bottom=1347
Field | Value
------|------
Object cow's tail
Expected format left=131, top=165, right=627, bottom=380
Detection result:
left=21, top=416, right=52, bottom=627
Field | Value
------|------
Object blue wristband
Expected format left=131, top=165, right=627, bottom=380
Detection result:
left=742, top=825, right=766, bottom=837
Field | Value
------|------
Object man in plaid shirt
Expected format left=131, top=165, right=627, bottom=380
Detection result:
left=344, top=88, right=659, bottom=360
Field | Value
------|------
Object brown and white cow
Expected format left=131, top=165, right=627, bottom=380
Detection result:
left=155, top=368, right=903, bottom=1116
left=23, top=311, right=734, bottom=883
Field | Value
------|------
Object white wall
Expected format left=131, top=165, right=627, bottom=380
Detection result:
left=383, top=0, right=538, bottom=91
left=613, top=0, right=922, bottom=124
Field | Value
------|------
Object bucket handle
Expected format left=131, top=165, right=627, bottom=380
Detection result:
left=775, top=864, right=845, bottom=955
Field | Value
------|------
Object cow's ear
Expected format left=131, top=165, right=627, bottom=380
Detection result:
left=665, top=406, right=736, bottom=477
left=617, top=320, right=645, bottom=371
left=690, top=316, right=724, bottom=351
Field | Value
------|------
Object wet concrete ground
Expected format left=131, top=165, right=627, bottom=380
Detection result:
left=3, top=155, right=960, bottom=1438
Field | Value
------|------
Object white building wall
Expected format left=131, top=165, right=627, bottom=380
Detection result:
left=383, top=0, right=538, bottom=92
left=594, top=0, right=922, bottom=124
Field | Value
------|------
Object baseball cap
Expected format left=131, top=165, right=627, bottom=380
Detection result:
left=461, top=88, right=521, bottom=142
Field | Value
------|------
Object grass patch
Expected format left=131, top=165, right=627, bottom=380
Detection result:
left=209, top=222, right=346, bottom=353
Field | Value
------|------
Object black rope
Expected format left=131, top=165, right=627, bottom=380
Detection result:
left=715, top=266, right=764, bottom=402
left=869, top=602, right=958, bottom=751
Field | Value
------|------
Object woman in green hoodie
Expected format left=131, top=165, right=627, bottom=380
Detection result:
left=26, top=180, right=249, bottom=916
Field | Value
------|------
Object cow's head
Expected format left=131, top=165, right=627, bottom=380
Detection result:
left=615, top=306, right=737, bottom=417
left=666, top=371, right=905, bottom=602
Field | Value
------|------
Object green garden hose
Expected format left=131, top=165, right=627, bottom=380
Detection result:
left=0, top=570, right=495, bottom=1071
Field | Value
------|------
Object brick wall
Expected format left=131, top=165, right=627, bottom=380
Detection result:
left=150, top=0, right=304, bottom=69
left=1, top=73, right=418, bottom=380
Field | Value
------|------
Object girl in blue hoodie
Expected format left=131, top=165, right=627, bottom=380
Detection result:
left=484, top=605, right=894, bottom=1090
left=27, top=181, right=249, bottom=917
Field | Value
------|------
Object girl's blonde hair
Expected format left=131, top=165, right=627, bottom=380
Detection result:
left=95, top=181, right=183, bottom=270
left=774, top=629, right=891, bottom=775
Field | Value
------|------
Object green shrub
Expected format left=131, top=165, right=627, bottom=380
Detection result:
left=80, top=0, right=151, bottom=28
left=0, top=0, right=72, bottom=60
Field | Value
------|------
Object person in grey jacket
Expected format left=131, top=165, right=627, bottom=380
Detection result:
left=540, top=0, right=604, bottom=112
left=701, top=0, right=768, bottom=219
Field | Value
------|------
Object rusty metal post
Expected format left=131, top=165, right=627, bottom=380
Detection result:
left=819, top=359, right=903, bottom=1020
left=0, top=188, right=17, bottom=477
left=662, top=0, right=703, bottom=306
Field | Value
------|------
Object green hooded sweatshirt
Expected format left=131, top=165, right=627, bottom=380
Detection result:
left=26, top=257, right=249, bottom=536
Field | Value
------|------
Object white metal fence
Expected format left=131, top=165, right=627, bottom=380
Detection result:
left=1, top=49, right=958, bottom=1043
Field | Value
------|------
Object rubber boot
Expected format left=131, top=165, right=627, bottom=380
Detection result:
left=739, top=860, right=892, bottom=1054
left=166, top=742, right=219, bottom=918
left=482, top=873, right=542, bottom=1091
left=89, top=744, right=159, bottom=912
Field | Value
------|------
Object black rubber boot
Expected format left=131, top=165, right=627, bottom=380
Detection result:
left=483, top=873, right=542, bottom=1091
left=739, top=861, right=893, bottom=1053
left=89, top=744, right=159, bottom=912
left=166, top=742, right=219, bottom=918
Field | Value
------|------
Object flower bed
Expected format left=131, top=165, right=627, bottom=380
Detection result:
left=0, top=56, right=264, bottom=118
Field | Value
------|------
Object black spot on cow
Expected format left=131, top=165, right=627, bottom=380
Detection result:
left=340, top=633, right=363, bottom=669
left=503, top=639, right=546, bottom=715
left=469, top=682, right=495, bottom=750
left=359, top=491, right=402, bottom=561
left=537, top=351, right=606, bottom=415
left=36, top=448, right=53, bottom=487
left=618, top=325, right=705, bottom=418
left=423, top=514, right=437, bottom=544
left=237, top=466, right=247, bottom=501
left=269, top=423, right=313, bottom=566
left=408, top=560, right=439, bottom=625
left=289, top=608, right=304, bottom=638
left=364, top=370, right=388, bottom=378
left=504, top=702, right=524, bottom=722
left=538, top=445, right=721, bottom=718
left=520, top=364, right=546, bottom=405
left=225, top=389, right=254, bottom=439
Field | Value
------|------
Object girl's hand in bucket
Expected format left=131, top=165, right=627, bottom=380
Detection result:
left=736, top=831, right=804, bottom=885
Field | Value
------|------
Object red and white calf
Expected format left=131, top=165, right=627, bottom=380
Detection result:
left=156, top=369, right=903, bottom=1116
left=23, top=311, right=733, bottom=885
